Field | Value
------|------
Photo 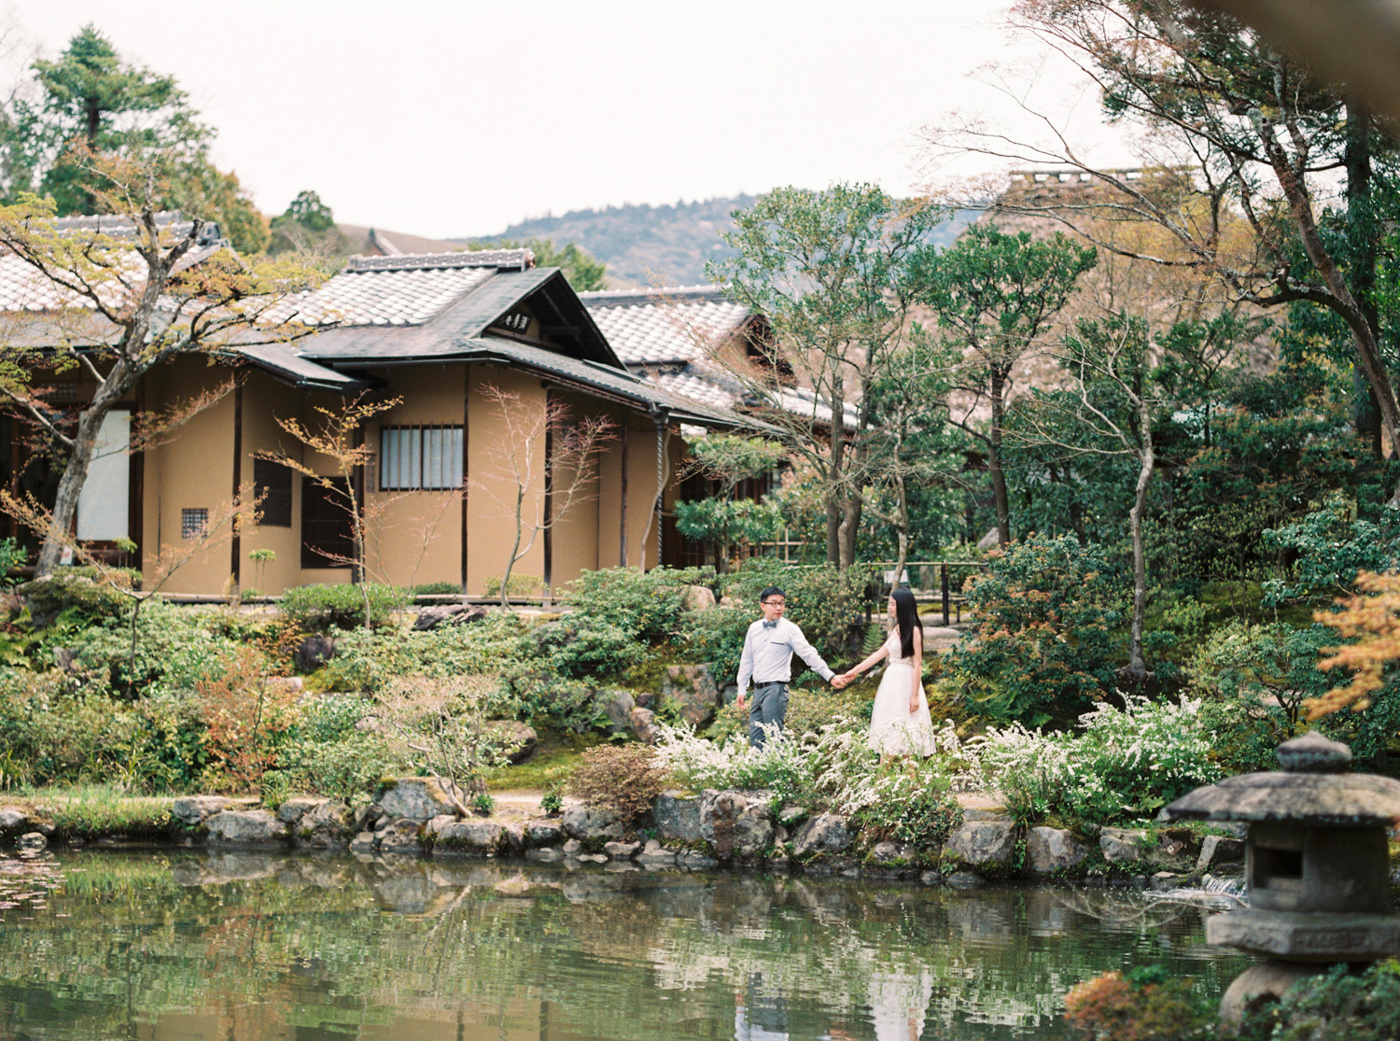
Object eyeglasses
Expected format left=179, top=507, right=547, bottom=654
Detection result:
left=761, top=599, right=786, bottom=606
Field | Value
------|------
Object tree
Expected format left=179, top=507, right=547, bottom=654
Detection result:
left=3, top=24, right=267, bottom=253
left=924, top=0, right=1400, bottom=500
left=478, top=237, right=607, bottom=291
left=471, top=384, right=614, bottom=606
left=913, top=223, right=1097, bottom=546
left=0, top=153, right=319, bottom=578
left=267, top=189, right=348, bottom=267
left=708, top=184, right=948, bottom=569
left=674, top=434, right=786, bottom=571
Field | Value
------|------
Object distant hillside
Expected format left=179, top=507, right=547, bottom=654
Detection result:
left=464, top=196, right=982, bottom=288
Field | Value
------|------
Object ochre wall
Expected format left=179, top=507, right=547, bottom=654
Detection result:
left=139, top=357, right=238, bottom=594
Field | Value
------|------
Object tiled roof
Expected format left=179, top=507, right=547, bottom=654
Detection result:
left=581, top=285, right=753, bottom=365
left=265, top=254, right=537, bottom=328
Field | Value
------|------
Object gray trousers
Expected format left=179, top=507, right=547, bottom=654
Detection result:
left=748, top=682, right=789, bottom=748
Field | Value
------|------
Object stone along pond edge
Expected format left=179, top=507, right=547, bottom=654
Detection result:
left=0, top=776, right=1252, bottom=890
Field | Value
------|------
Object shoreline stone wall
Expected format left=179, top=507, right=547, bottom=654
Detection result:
left=0, top=777, right=1250, bottom=889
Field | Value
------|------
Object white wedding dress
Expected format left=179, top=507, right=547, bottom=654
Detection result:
left=867, top=628, right=937, bottom=756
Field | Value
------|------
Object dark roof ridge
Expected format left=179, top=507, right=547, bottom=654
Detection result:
left=344, top=249, right=533, bottom=273
left=579, top=284, right=727, bottom=307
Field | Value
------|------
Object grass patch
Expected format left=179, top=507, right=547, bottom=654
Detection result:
left=485, top=730, right=610, bottom=792
left=18, top=784, right=174, bottom=839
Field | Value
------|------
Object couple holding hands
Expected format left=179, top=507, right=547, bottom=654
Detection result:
left=734, top=586, right=937, bottom=759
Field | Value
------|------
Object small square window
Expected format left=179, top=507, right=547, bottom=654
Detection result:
left=181, top=508, right=208, bottom=540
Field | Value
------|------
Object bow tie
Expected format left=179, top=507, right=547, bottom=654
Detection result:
left=762, top=620, right=778, bottom=629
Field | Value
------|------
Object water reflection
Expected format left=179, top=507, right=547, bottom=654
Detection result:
left=0, top=850, right=1249, bottom=1041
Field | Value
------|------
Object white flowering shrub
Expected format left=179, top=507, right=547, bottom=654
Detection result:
left=953, top=695, right=1222, bottom=828
left=654, top=717, right=963, bottom=848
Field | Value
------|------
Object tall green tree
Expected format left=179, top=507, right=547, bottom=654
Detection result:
left=913, top=223, right=1097, bottom=546
left=928, top=0, right=1400, bottom=500
left=3, top=24, right=266, bottom=253
left=478, top=237, right=607, bottom=291
left=708, top=184, right=948, bottom=569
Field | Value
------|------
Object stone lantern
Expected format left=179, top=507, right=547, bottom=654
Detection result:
left=1162, top=731, right=1400, bottom=1020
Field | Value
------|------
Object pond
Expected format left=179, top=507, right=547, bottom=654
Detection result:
left=0, top=850, right=1249, bottom=1041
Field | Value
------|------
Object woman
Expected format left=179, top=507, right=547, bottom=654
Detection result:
left=838, top=588, right=936, bottom=759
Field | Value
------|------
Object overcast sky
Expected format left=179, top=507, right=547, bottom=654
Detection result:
left=2, top=0, right=1123, bottom=240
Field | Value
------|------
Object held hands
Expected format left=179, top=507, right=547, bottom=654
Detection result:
left=832, top=671, right=855, bottom=689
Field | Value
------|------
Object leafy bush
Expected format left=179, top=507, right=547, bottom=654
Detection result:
left=1064, top=965, right=1215, bottom=1041
left=314, top=615, right=528, bottom=694
left=376, top=674, right=514, bottom=800
left=1237, top=960, right=1400, bottom=1041
left=407, top=581, right=461, bottom=597
left=956, top=695, right=1221, bottom=829
left=567, top=743, right=671, bottom=827
left=680, top=605, right=751, bottom=683
left=0, top=668, right=146, bottom=788
left=1262, top=493, right=1400, bottom=605
left=15, top=569, right=134, bottom=626
left=0, top=537, right=26, bottom=582
left=279, top=583, right=409, bottom=632
left=281, top=694, right=389, bottom=804
left=481, top=573, right=541, bottom=599
left=945, top=534, right=1123, bottom=727
left=561, top=565, right=714, bottom=644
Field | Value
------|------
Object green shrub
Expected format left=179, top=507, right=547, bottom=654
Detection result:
left=279, top=583, right=408, bottom=632
left=281, top=694, right=389, bottom=804
left=1238, top=960, right=1400, bottom=1041
left=0, top=668, right=147, bottom=788
left=945, top=534, right=1123, bottom=727
left=0, top=537, right=26, bottom=582
left=1064, top=965, right=1216, bottom=1041
left=407, top=581, right=461, bottom=598
left=567, top=743, right=671, bottom=827
left=315, top=616, right=528, bottom=694
left=560, top=565, right=714, bottom=645
left=481, top=573, right=541, bottom=599
left=15, top=569, right=134, bottom=626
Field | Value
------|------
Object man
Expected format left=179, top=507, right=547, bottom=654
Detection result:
left=735, top=586, right=844, bottom=748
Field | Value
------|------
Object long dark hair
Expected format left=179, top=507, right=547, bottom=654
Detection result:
left=892, top=587, right=923, bottom=660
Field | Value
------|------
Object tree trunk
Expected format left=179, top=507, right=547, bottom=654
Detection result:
left=1126, top=434, right=1154, bottom=679
left=1344, top=101, right=1384, bottom=455
left=35, top=400, right=114, bottom=577
left=989, top=366, right=1011, bottom=546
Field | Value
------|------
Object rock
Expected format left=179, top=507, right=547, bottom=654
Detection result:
left=485, top=720, right=537, bottom=763
left=205, top=809, right=288, bottom=846
left=377, top=777, right=465, bottom=820
left=375, top=818, right=425, bottom=854
left=16, top=831, right=46, bottom=852
left=1026, top=827, right=1088, bottom=874
left=297, top=801, right=352, bottom=849
left=653, top=791, right=702, bottom=843
left=526, top=847, right=565, bottom=863
left=523, top=820, right=565, bottom=848
left=0, top=807, right=27, bottom=832
left=868, top=841, right=918, bottom=866
left=792, top=814, right=852, bottom=859
left=662, top=664, right=721, bottom=728
left=977, top=526, right=1001, bottom=550
left=677, top=849, right=719, bottom=870
left=412, top=604, right=487, bottom=630
left=277, top=796, right=329, bottom=824
left=1196, top=834, right=1246, bottom=872
left=1100, top=827, right=1149, bottom=863
left=946, top=871, right=986, bottom=889
left=604, top=840, right=641, bottom=860
left=637, top=845, right=678, bottom=868
left=598, top=688, right=636, bottom=734
left=944, top=820, right=1017, bottom=871
left=700, top=789, right=775, bottom=860
left=500, top=823, right=526, bottom=856
left=432, top=819, right=505, bottom=856
left=630, top=706, right=658, bottom=745
left=1219, top=961, right=1329, bottom=1025
left=1276, top=731, right=1351, bottom=773
left=294, top=634, right=338, bottom=671
left=561, top=805, right=624, bottom=843
left=172, top=795, right=243, bottom=827
left=350, top=831, right=376, bottom=854
left=683, top=585, right=716, bottom=611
